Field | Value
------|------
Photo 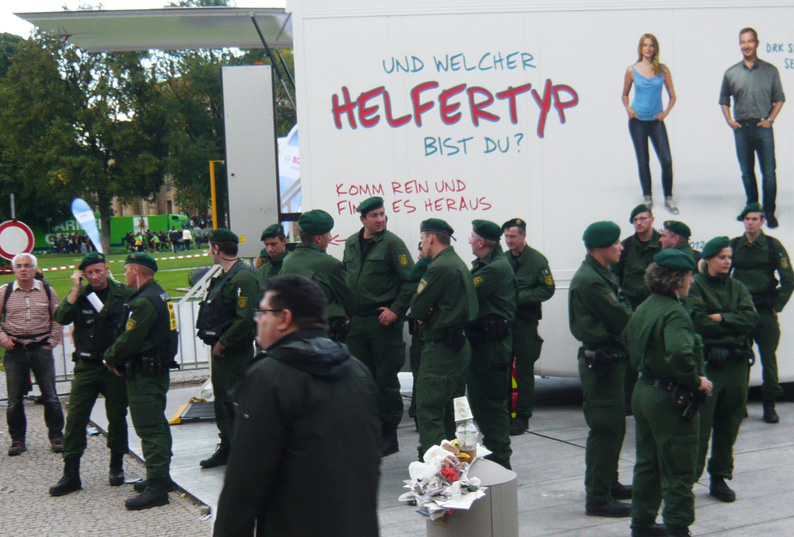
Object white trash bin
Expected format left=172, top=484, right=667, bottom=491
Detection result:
left=426, top=458, right=518, bottom=537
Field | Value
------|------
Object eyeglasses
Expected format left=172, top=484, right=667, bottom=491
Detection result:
left=255, top=308, right=284, bottom=319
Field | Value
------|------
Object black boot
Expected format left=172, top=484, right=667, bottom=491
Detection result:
left=763, top=401, right=780, bottom=424
left=585, top=498, right=631, bottom=518
left=611, top=482, right=633, bottom=500
left=50, top=458, right=82, bottom=496
left=509, top=415, right=529, bottom=436
left=133, top=476, right=176, bottom=493
left=200, top=443, right=230, bottom=468
left=631, top=523, right=669, bottom=537
left=709, top=476, right=736, bottom=502
left=125, top=478, right=169, bottom=511
left=381, top=421, right=399, bottom=457
left=666, top=527, right=691, bottom=537
left=109, top=452, right=125, bottom=487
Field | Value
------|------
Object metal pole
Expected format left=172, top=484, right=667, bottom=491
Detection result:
left=10, top=193, right=15, bottom=220
left=209, top=160, right=224, bottom=230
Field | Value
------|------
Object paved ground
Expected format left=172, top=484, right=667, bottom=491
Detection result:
left=3, top=372, right=794, bottom=536
left=0, top=373, right=212, bottom=537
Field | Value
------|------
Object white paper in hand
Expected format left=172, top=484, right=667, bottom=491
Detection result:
left=86, top=292, right=104, bottom=313
left=453, top=396, right=474, bottom=421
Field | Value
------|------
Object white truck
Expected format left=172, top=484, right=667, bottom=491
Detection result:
left=286, top=0, right=794, bottom=385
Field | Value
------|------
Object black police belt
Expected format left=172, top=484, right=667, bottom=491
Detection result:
left=640, top=372, right=706, bottom=422
left=466, top=318, right=511, bottom=341
left=352, top=301, right=393, bottom=317
left=705, top=346, right=755, bottom=369
left=578, top=347, right=624, bottom=380
left=72, top=350, right=103, bottom=363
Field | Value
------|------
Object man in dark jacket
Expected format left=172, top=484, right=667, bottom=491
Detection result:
left=213, top=275, right=380, bottom=537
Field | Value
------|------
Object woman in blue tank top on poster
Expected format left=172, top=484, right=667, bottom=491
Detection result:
left=622, top=33, right=679, bottom=214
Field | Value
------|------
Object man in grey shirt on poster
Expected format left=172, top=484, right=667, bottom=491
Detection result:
left=720, top=27, right=785, bottom=229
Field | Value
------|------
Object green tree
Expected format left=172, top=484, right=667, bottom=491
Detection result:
left=0, top=34, right=170, bottom=253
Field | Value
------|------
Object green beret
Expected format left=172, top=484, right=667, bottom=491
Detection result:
left=630, top=204, right=653, bottom=223
left=502, top=218, right=527, bottom=232
left=208, top=228, right=239, bottom=244
left=583, top=221, right=621, bottom=248
left=663, top=220, right=691, bottom=239
left=472, top=219, right=502, bottom=241
left=125, top=252, right=158, bottom=273
left=78, top=252, right=106, bottom=270
left=260, top=224, right=284, bottom=241
left=298, top=210, right=334, bottom=235
left=356, top=196, right=384, bottom=216
left=737, top=202, right=764, bottom=221
left=653, top=249, right=696, bottom=272
left=702, top=236, right=731, bottom=259
left=420, top=218, right=454, bottom=237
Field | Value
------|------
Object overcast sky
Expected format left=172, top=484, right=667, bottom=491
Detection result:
left=1, top=1, right=286, bottom=38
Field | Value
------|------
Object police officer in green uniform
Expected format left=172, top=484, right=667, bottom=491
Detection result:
left=502, top=217, right=555, bottom=436
left=410, top=219, right=478, bottom=457
left=408, top=245, right=431, bottom=429
left=197, top=229, right=258, bottom=468
left=731, top=203, right=794, bottom=423
left=280, top=210, right=354, bottom=341
left=49, top=252, right=134, bottom=497
left=256, top=224, right=289, bottom=290
left=467, top=220, right=517, bottom=469
left=104, top=253, right=178, bottom=511
left=688, top=236, right=758, bottom=504
left=613, top=205, right=662, bottom=413
left=660, top=220, right=701, bottom=261
left=625, top=250, right=713, bottom=537
left=568, top=221, right=633, bottom=518
left=343, top=197, right=415, bottom=456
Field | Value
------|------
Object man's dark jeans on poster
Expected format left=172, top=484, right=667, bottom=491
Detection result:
left=629, top=118, right=673, bottom=198
left=734, top=120, right=777, bottom=214
left=4, top=346, right=64, bottom=442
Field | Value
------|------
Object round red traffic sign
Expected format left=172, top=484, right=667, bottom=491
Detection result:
left=0, top=220, right=35, bottom=261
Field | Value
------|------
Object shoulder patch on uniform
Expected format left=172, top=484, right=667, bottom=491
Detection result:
left=417, top=278, right=427, bottom=294
left=126, top=319, right=137, bottom=331
left=781, top=257, right=789, bottom=270
left=542, top=268, right=554, bottom=286
left=238, top=296, right=248, bottom=309
left=398, top=254, right=408, bottom=266
left=473, top=276, right=484, bottom=287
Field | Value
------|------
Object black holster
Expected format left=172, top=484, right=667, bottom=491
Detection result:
left=580, top=348, right=623, bottom=381
left=672, top=386, right=707, bottom=422
left=328, top=318, right=350, bottom=343
left=444, top=325, right=466, bottom=352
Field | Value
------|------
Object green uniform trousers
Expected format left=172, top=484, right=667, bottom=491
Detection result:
left=512, top=317, right=543, bottom=419
left=346, top=315, right=406, bottom=426
left=631, top=379, right=699, bottom=530
left=752, top=308, right=783, bottom=402
left=63, top=360, right=129, bottom=460
left=697, top=357, right=748, bottom=480
left=578, top=354, right=626, bottom=503
left=408, top=331, right=423, bottom=419
left=469, top=335, right=512, bottom=466
left=211, top=345, right=255, bottom=447
left=417, top=339, right=471, bottom=455
left=127, top=372, right=172, bottom=480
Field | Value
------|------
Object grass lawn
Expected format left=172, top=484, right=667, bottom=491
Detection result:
left=0, top=247, right=215, bottom=301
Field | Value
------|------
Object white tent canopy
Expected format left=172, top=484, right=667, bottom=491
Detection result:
left=15, top=7, right=292, bottom=52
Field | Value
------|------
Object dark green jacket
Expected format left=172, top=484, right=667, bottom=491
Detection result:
left=731, top=232, right=794, bottom=312
left=343, top=229, right=415, bottom=317
left=613, top=230, right=661, bottom=305
left=410, top=246, right=478, bottom=341
left=256, top=252, right=288, bottom=291
left=104, top=279, right=172, bottom=367
left=568, top=255, right=632, bottom=352
left=505, top=244, right=554, bottom=321
left=55, top=279, right=134, bottom=358
left=688, top=272, right=758, bottom=349
left=472, top=245, right=517, bottom=322
left=625, top=292, right=704, bottom=390
left=279, top=243, right=353, bottom=319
